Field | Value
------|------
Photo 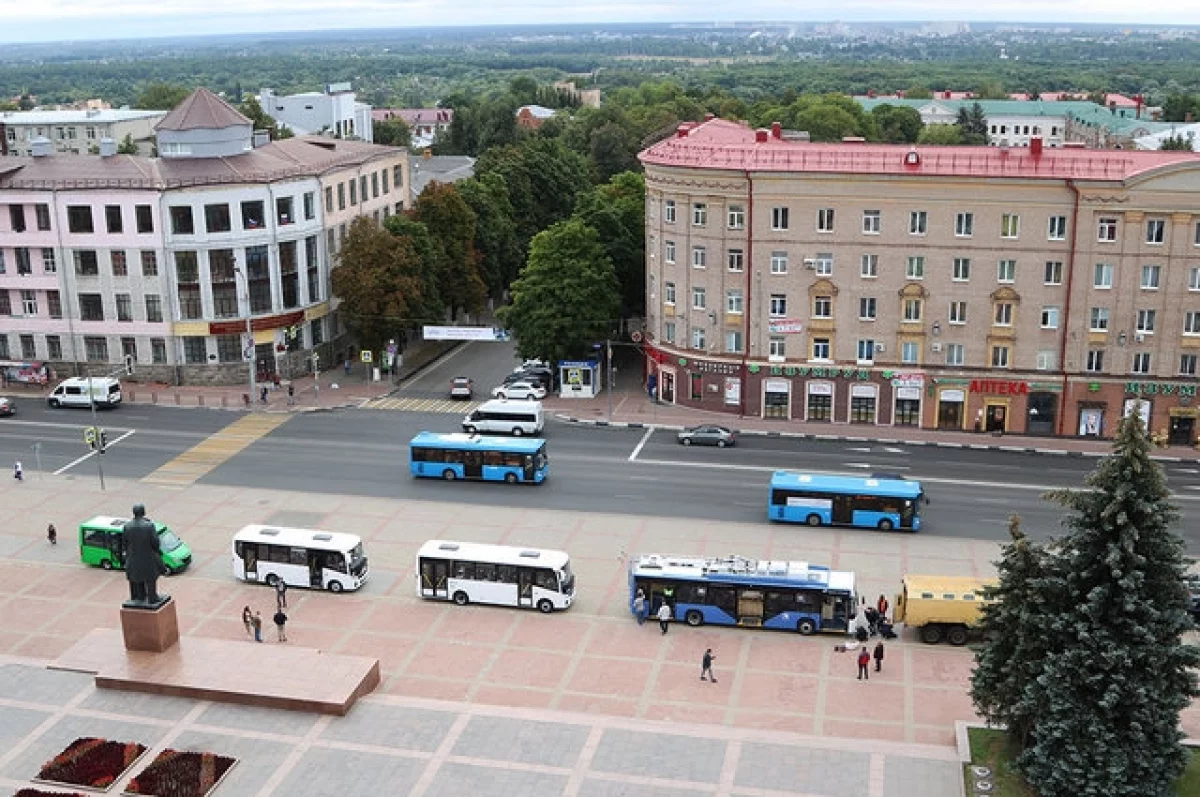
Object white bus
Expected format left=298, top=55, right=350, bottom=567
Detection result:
left=233, top=524, right=369, bottom=593
left=416, top=540, right=574, bottom=613
left=462, top=399, right=544, bottom=436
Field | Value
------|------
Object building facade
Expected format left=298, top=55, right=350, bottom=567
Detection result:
left=640, top=118, right=1200, bottom=443
left=1, top=108, right=166, bottom=157
left=259, top=83, right=373, bottom=142
left=372, top=108, right=453, bottom=149
left=0, top=89, right=408, bottom=386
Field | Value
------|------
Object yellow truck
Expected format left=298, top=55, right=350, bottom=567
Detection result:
left=894, top=574, right=996, bottom=645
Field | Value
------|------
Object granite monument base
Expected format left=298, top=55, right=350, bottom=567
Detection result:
left=119, top=597, right=179, bottom=653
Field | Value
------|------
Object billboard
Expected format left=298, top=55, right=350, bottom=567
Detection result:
left=423, top=326, right=511, bottom=341
left=767, top=318, right=805, bottom=334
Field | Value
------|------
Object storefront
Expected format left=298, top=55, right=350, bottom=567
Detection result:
left=1065, top=378, right=1199, bottom=442
left=890, top=374, right=923, bottom=427
left=763, top=378, right=791, bottom=419
left=849, top=384, right=878, bottom=424
left=806, top=381, right=833, bottom=422
left=1078, top=404, right=1105, bottom=437
left=936, top=388, right=965, bottom=430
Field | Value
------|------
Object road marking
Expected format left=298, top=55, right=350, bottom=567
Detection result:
left=0, top=419, right=132, bottom=433
left=844, top=462, right=872, bottom=468
left=400, top=341, right=474, bottom=388
left=883, top=447, right=907, bottom=454
left=629, top=427, right=655, bottom=461
left=360, top=397, right=481, bottom=414
left=141, top=413, right=290, bottom=487
left=846, top=446, right=872, bottom=452
left=53, top=429, right=137, bottom=474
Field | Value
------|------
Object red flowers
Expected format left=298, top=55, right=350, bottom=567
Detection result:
left=126, top=749, right=237, bottom=797
left=36, top=738, right=147, bottom=790
left=17, top=789, right=89, bottom=797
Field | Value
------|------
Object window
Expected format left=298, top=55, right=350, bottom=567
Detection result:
left=382, top=168, right=390, bottom=194
left=1048, top=215, right=1067, bottom=240
left=48, top=335, right=62, bottom=360
left=691, top=246, right=706, bottom=269
left=997, top=260, right=1016, bottom=283
left=107, top=250, right=126, bottom=277
left=42, top=249, right=56, bottom=273
left=150, top=338, right=167, bottom=364
left=105, top=205, right=123, bottom=234
left=769, top=337, right=786, bottom=359
left=1146, top=218, right=1165, bottom=244
left=860, top=254, right=878, bottom=278
left=901, top=341, right=919, bottom=363
left=141, top=250, right=157, bottom=276
left=813, top=252, right=833, bottom=276
left=1044, top=261, right=1063, bottom=285
left=770, top=251, right=788, bottom=274
left=664, top=321, right=676, bottom=343
left=1185, top=311, right=1200, bottom=335
left=0, top=292, right=9, bottom=316
left=663, top=282, right=675, bottom=305
left=691, top=287, right=706, bottom=310
left=67, top=205, right=94, bottom=234
left=47, top=291, right=62, bottom=318
left=664, top=241, right=675, bottom=264
left=1098, top=217, right=1118, bottom=242
left=175, top=251, right=202, bottom=320
left=0, top=250, right=6, bottom=274
left=325, top=186, right=334, bottom=214
left=691, top=327, right=706, bottom=350
left=952, top=258, right=971, bottom=281
left=349, top=179, right=357, bottom=205
left=1136, top=309, right=1156, bottom=334
left=1094, top=263, right=1113, bottom=288
left=769, top=294, right=787, bottom=317
left=240, top=200, right=265, bottom=229
left=1141, top=265, right=1161, bottom=289
left=210, top=249, right=238, bottom=318
left=15, top=248, right=31, bottom=275
left=817, top=208, right=835, bottom=232
left=1085, top=350, right=1105, bottom=373
left=725, top=330, right=743, bottom=354
left=20, top=290, right=36, bottom=316
left=73, top=250, right=99, bottom=276
left=276, top=196, right=294, bottom=225
left=903, top=298, right=922, bottom=321
left=1041, top=306, right=1060, bottom=328
left=955, top=212, right=973, bottom=237
left=1132, top=352, right=1152, bottom=374
left=664, top=200, right=676, bottom=223
left=812, top=338, right=831, bottom=360
left=812, top=296, right=832, bottom=318
left=279, top=241, right=299, bottom=308
left=726, top=289, right=743, bottom=314
left=991, top=346, right=1011, bottom=368
left=135, top=205, right=153, bottom=233
left=857, top=339, right=875, bottom=362
left=994, top=303, right=1013, bottom=326
left=949, top=301, right=967, bottom=324
left=909, top=210, right=927, bottom=235
left=727, top=205, right=745, bottom=229
left=36, top=204, right=51, bottom=231
left=18, top=334, right=34, bottom=360
left=84, top=336, right=108, bottom=362
left=692, top=203, right=707, bottom=226
left=906, top=256, right=924, bottom=279
left=170, top=206, right=194, bottom=235
left=202, top=203, right=230, bottom=234
left=392, top=165, right=403, bottom=191
left=214, top=334, right=241, bottom=363
left=1181, top=354, right=1198, bottom=377
left=145, top=295, right=163, bottom=323
left=115, top=293, right=132, bottom=322
left=770, top=206, right=788, bottom=230
left=7, top=206, right=25, bottom=233
left=862, top=210, right=881, bottom=234
left=183, top=338, right=206, bottom=364
left=859, top=297, right=877, bottom=320
left=1000, top=213, right=1020, bottom=239
left=360, top=176, right=368, bottom=206
left=370, top=173, right=379, bottom=199
left=1036, top=350, right=1057, bottom=371
left=1191, top=267, right=1200, bottom=291
left=79, top=293, right=104, bottom=321
left=727, top=248, right=744, bottom=272
left=946, top=343, right=964, bottom=366
left=306, top=235, right=320, bottom=303
left=337, top=183, right=345, bottom=210
left=1090, top=307, right=1110, bottom=332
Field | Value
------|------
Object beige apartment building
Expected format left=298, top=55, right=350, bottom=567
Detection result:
left=640, top=118, right=1200, bottom=443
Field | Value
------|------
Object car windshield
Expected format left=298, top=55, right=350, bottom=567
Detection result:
left=157, top=529, right=184, bottom=552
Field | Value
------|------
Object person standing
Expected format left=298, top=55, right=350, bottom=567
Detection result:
left=275, top=577, right=288, bottom=610
left=242, top=606, right=253, bottom=639
left=857, top=647, right=871, bottom=680
left=273, top=610, right=288, bottom=642
left=259, top=385, right=269, bottom=404
left=633, top=589, right=646, bottom=626
left=873, top=640, right=885, bottom=673
left=47, top=524, right=57, bottom=545
left=701, top=648, right=717, bottom=682
left=657, top=601, right=672, bottom=635
left=287, top=383, right=296, bottom=406
left=251, top=610, right=263, bottom=643
left=13, top=461, right=23, bottom=481
left=876, top=594, right=889, bottom=619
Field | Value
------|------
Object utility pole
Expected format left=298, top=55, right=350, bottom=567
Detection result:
left=88, top=373, right=105, bottom=491
left=234, top=264, right=256, bottom=407
left=606, top=339, right=614, bottom=422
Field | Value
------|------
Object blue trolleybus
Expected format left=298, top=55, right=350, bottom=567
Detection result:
left=409, top=432, right=548, bottom=484
left=629, top=553, right=856, bottom=634
left=768, top=471, right=925, bottom=531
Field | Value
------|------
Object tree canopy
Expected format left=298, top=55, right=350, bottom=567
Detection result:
left=573, top=171, right=646, bottom=318
left=373, top=117, right=412, bottom=147
left=330, top=217, right=426, bottom=352
left=411, top=182, right=487, bottom=318
left=135, top=82, right=190, bottom=110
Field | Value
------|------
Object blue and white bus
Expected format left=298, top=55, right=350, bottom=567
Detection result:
left=768, top=471, right=925, bottom=531
left=629, top=553, right=856, bottom=634
left=409, top=432, right=548, bottom=484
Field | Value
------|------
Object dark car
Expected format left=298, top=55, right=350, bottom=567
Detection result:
left=449, top=377, right=474, bottom=400
left=0, top=397, right=14, bottom=417
left=677, top=425, right=736, bottom=447
left=505, top=369, right=552, bottom=390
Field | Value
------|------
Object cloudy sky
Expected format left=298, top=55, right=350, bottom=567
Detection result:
left=5, top=0, right=1200, bottom=42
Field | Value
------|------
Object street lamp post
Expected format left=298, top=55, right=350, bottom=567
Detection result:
left=234, top=264, right=256, bottom=406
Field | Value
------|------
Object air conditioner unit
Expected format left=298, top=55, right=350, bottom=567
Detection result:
left=931, top=342, right=943, bottom=352
left=1135, top=333, right=1146, bottom=344
left=708, top=384, right=719, bottom=393
left=803, top=258, right=816, bottom=269
left=874, top=343, right=885, bottom=353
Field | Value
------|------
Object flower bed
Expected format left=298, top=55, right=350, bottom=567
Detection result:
left=16, top=789, right=90, bottom=797
left=36, top=737, right=148, bottom=790
left=125, top=750, right=237, bottom=797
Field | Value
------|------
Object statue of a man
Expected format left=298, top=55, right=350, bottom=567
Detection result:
left=123, top=504, right=168, bottom=608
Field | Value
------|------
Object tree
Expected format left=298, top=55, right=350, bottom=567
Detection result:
left=1162, top=93, right=1200, bottom=123
left=1023, top=412, right=1200, bottom=797
left=587, top=121, right=640, bottom=183
left=955, top=103, right=989, bottom=145
left=456, top=174, right=522, bottom=300
left=1158, top=133, right=1194, bottom=151
left=135, top=82, right=190, bottom=110
left=383, top=214, right=443, bottom=324
left=240, top=97, right=279, bottom=139
left=411, top=182, right=486, bottom=319
left=498, top=219, right=620, bottom=365
left=905, top=85, right=934, bottom=100
left=871, top=104, right=923, bottom=143
left=373, top=117, right=412, bottom=147
left=573, top=171, right=645, bottom=318
left=117, top=133, right=139, bottom=155
left=330, top=217, right=426, bottom=353
left=917, top=124, right=963, bottom=145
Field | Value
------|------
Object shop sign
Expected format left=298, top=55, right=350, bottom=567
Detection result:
left=883, top=370, right=924, bottom=388
left=969, top=379, right=1029, bottom=395
left=1125, top=381, right=1198, bottom=398
left=807, top=382, right=833, bottom=396
left=851, top=384, right=877, bottom=398
left=768, top=318, right=805, bottom=334
left=941, top=389, right=966, bottom=402
left=693, top=360, right=741, bottom=376
left=724, top=377, right=741, bottom=405
left=748, top=364, right=870, bottom=380
left=764, top=379, right=790, bottom=393
left=896, top=387, right=921, bottom=400
left=209, top=309, right=305, bottom=336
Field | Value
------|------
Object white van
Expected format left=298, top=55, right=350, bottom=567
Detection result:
left=463, top=399, right=544, bottom=436
left=47, top=377, right=122, bottom=409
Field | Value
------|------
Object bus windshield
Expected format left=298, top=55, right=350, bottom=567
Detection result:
left=559, top=562, right=575, bottom=593
left=158, top=529, right=184, bottom=552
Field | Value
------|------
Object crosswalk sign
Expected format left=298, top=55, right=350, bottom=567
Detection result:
left=360, top=350, right=373, bottom=363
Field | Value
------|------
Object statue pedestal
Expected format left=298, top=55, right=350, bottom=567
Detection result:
left=120, top=597, right=179, bottom=653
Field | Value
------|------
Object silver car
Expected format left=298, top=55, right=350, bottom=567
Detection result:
left=492, top=381, right=547, bottom=400
left=677, top=425, right=736, bottom=447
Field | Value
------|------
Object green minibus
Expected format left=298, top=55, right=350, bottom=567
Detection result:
left=78, top=515, right=193, bottom=574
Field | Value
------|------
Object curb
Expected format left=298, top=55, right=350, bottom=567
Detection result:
left=552, top=414, right=1200, bottom=463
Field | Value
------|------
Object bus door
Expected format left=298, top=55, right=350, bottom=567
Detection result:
left=420, top=557, right=449, bottom=598
left=523, top=455, right=535, bottom=481
left=109, top=530, right=126, bottom=568
left=900, top=500, right=916, bottom=529
left=737, top=589, right=765, bottom=627
left=517, top=568, right=534, bottom=608
left=832, top=495, right=855, bottom=525
left=463, top=451, right=483, bottom=479
left=242, top=543, right=259, bottom=581
left=308, top=551, right=324, bottom=588
left=821, top=594, right=851, bottom=631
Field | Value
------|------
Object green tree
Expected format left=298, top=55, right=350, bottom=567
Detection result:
left=498, top=219, right=620, bottom=365
left=975, top=80, right=1008, bottom=100
left=412, top=182, right=487, bottom=318
left=871, top=104, right=923, bottom=143
left=456, top=174, right=522, bottom=299
left=573, top=171, right=645, bottom=318
left=905, top=85, right=934, bottom=100
left=955, top=103, right=989, bottom=145
left=508, top=76, right=539, bottom=105
left=917, top=124, right=963, bottom=145
left=1162, top=94, right=1200, bottom=123
left=587, top=121, right=640, bottom=182
left=135, top=82, right=190, bottom=110
left=1159, top=133, right=1194, bottom=151
left=383, top=214, right=443, bottom=324
left=373, top=117, right=412, bottom=147
left=1024, top=412, right=1200, bottom=797
left=116, top=133, right=139, bottom=155
left=240, top=97, right=279, bottom=138
left=331, top=217, right=425, bottom=352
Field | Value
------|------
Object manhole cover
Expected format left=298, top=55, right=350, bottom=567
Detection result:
left=974, top=780, right=994, bottom=793
left=971, top=766, right=992, bottom=778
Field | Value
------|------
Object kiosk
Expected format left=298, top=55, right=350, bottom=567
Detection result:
left=558, top=360, right=599, bottom=399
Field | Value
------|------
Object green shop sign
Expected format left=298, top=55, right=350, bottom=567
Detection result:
left=746, top=364, right=869, bottom=380
left=1125, top=381, right=1198, bottom=398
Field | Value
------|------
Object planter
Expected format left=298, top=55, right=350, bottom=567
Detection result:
left=17, top=790, right=90, bottom=797
left=125, top=750, right=237, bottom=797
left=35, top=738, right=148, bottom=792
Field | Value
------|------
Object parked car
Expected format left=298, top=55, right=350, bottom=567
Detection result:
left=492, top=381, right=547, bottom=401
left=514, top=359, right=549, bottom=372
left=449, top=377, right=474, bottom=400
left=677, top=425, right=736, bottom=447
left=504, top=369, right=552, bottom=390
left=0, top=397, right=14, bottom=417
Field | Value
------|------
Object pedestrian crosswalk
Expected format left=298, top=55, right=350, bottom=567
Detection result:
left=142, top=412, right=292, bottom=487
left=360, top=396, right=481, bottom=414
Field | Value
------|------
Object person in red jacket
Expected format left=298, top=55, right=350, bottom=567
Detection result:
left=857, top=647, right=871, bottom=680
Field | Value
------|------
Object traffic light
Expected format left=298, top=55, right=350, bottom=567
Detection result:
left=124, top=354, right=135, bottom=376
left=99, top=429, right=108, bottom=453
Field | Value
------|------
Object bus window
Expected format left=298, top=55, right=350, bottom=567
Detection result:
left=709, top=587, right=737, bottom=616
left=676, top=583, right=707, bottom=604
left=497, top=564, right=518, bottom=583
left=84, top=528, right=108, bottom=547
left=534, top=569, right=557, bottom=590
left=476, top=563, right=496, bottom=581
left=454, top=561, right=475, bottom=579
left=326, top=552, right=347, bottom=573
left=289, top=547, right=307, bottom=566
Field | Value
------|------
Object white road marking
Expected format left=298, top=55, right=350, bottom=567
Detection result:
left=844, top=462, right=872, bottom=468
left=883, top=447, right=908, bottom=454
left=846, top=446, right=872, bottom=453
left=53, top=429, right=136, bottom=474
left=628, top=426, right=655, bottom=462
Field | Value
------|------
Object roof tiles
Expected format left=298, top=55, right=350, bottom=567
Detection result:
left=156, top=87, right=252, bottom=132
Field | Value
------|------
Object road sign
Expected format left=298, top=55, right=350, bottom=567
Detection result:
left=83, top=427, right=97, bottom=447
left=360, top=350, right=373, bottom=363
left=631, top=330, right=643, bottom=343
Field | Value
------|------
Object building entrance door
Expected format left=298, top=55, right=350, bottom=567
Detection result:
left=986, top=404, right=1007, bottom=433
left=1169, top=416, right=1195, bottom=446
left=937, top=400, right=962, bottom=430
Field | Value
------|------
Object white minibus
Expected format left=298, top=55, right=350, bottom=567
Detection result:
left=47, top=377, right=122, bottom=408
left=232, top=524, right=369, bottom=593
left=462, top=399, right=543, bottom=436
left=416, top=540, right=574, bottom=613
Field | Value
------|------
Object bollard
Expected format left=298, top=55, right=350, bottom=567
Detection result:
left=198, top=395, right=204, bottom=407
left=174, top=393, right=181, bottom=405
left=220, top=396, right=227, bottom=408
left=128, top=389, right=135, bottom=402
left=151, top=392, right=158, bottom=405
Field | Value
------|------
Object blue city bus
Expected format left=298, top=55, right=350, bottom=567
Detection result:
left=629, top=553, right=856, bottom=634
left=409, top=432, right=548, bottom=484
left=768, top=471, right=925, bottom=531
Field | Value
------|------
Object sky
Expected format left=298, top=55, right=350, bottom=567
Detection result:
left=3, top=0, right=1200, bottom=43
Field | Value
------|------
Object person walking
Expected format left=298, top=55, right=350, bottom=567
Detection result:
left=273, top=610, right=288, bottom=642
left=633, top=589, right=646, bottom=626
left=701, top=648, right=717, bottom=682
left=857, top=647, right=871, bottom=680
left=657, top=601, right=672, bottom=635
left=287, top=383, right=296, bottom=406
left=250, top=610, right=263, bottom=643
left=47, top=524, right=57, bottom=545
left=344, top=358, right=352, bottom=376
left=242, top=606, right=254, bottom=639
left=13, top=461, right=23, bottom=481
left=873, top=640, right=885, bottom=673
left=876, top=594, right=889, bottom=619
left=275, top=577, right=288, bottom=610
left=259, top=385, right=269, bottom=405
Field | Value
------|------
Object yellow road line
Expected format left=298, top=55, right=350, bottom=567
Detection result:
left=142, top=413, right=292, bottom=487
left=361, top=397, right=479, bottom=414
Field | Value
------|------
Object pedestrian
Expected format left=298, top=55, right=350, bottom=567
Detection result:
left=251, top=610, right=263, bottom=643
left=857, top=647, right=871, bottom=680
left=287, top=383, right=295, bottom=406
left=273, top=609, right=288, bottom=642
left=876, top=593, right=889, bottom=619
left=344, top=358, right=352, bottom=375
left=272, top=373, right=281, bottom=389
left=873, top=640, right=885, bottom=673
left=259, top=385, right=269, bottom=404
left=657, top=601, right=672, bottom=635
left=275, top=577, right=288, bottom=610
left=701, top=648, right=717, bottom=682
left=633, top=589, right=646, bottom=625
left=47, top=524, right=57, bottom=545
left=13, top=461, right=23, bottom=481
left=241, top=606, right=253, bottom=639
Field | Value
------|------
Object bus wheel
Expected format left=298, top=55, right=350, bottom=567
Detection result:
left=947, top=625, right=969, bottom=646
left=685, top=610, right=704, bottom=627
left=806, top=514, right=822, bottom=526
left=442, top=469, right=457, bottom=480
left=512, top=427, right=523, bottom=437
left=465, top=425, right=477, bottom=435
left=265, top=574, right=279, bottom=587
left=796, top=618, right=816, bottom=635
left=504, top=473, right=518, bottom=484
left=877, top=519, right=894, bottom=531
left=920, top=624, right=944, bottom=644
left=537, top=599, right=554, bottom=614
left=453, top=591, right=469, bottom=606
left=328, top=580, right=344, bottom=594
left=100, top=559, right=113, bottom=570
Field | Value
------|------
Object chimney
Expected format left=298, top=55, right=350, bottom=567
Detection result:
left=30, top=136, right=52, bottom=157
left=771, top=122, right=782, bottom=139
left=1030, top=136, right=1043, bottom=156
left=423, top=147, right=432, bottom=159
left=704, top=112, right=715, bottom=122
left=755, top=128, right=769, bottom=143
left=676, top=124, right=691, bottom=138
left=98, top=137, right=117, bottom=157
left=253, top=130, right=270, bottom=148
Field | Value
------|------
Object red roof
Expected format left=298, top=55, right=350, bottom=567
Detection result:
left=638, top=118, right=1200, bottom=182
left=156, top=87, right=251, bottom=132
